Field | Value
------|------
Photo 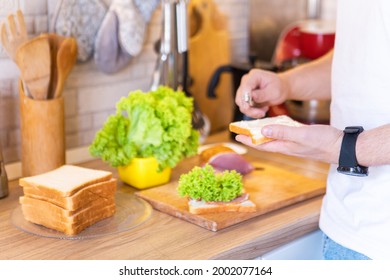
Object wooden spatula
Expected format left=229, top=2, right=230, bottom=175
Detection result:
left=53, top=37, right=77, bottom=99
left=0, top=10, right=28, bottom=61
left=15, top=36, right=51, bottom=100
left=43, top=33, right=67, bottom=99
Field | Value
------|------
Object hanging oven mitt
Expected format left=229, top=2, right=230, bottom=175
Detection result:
left=51, top=0, right=107, bottom=62
left=94, top=0, right=161, bottom=74
left=94, top=9, right=132, bottom=74
left=110, top=0, right=146, bottom=57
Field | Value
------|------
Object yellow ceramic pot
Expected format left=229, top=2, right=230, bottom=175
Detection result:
left=118, top=157, right=171, bottom=189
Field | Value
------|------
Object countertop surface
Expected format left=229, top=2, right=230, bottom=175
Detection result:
left=0, top=131, right=329, bottom=260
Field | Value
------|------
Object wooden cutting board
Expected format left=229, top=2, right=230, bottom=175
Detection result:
left=188, top=0, right=233, bottom=133
left=135, top=155, right=326, bottom=231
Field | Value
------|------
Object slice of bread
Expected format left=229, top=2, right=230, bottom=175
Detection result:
left=19, top=165, right=113, bottom=197
left=20, top=199, right=116, bottom=235
left=229, top=115, right=302, bottom=145
left=20, top=196, right=115, bottom=224
left=188, top=199, right=256, bottom=214
left=188, top=194, right=256, bottom=214
left=22, top=178, right=117, bottom=211
left=18, top=165, right=117, bottom=235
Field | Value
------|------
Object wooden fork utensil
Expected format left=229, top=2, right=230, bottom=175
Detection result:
left=0, top=10, right=28, bottom=61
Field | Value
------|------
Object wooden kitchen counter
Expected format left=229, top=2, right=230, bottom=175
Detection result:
left=0, top=131, right=329, bottom=260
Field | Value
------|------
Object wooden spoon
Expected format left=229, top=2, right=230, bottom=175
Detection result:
left=15, top=36, right=51, bottom=100
left=43, top=33, right=67, bottom=99
left=53, top=37, right=77, bottom=99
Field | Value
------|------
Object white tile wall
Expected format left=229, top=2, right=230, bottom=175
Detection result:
left=0, top=0, right=19, bottom=16
left=0, top=0, right=250, bottom=163
left=322, top=0, right=338, bottom=20
left=20, top=0, right=47, bottom=15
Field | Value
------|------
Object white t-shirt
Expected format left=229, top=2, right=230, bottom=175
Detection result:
left=319, top=0, right=390, bottom=259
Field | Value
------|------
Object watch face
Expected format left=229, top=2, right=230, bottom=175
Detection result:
left=344, top=126, right=364, bottom=134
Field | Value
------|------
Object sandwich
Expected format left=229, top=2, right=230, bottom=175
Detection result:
left=229, top=115, right=302, bottom=145
left=19, top=165, right=117, bottom=235
left=177, top=164, right=256, bottom=214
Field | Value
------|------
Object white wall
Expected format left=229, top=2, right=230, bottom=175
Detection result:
left=0, top=0, right=337, bottom=164
left=0, top=0, right=249, bottom=163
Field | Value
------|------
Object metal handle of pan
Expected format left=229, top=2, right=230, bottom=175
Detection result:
left=176, top=0, right=188, bottom=54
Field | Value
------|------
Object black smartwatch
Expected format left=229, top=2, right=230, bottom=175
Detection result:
left=337, top=126, right=369, bottom=177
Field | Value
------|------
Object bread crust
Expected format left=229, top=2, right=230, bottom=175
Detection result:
left=229, top=122, right=273, bottom=145
left=19, top=165, right=113, bottom=197
left=21, top=202, right=116, bottom=235
left=189, top=202, right=256, bottom=214
left=22, top=178, right=117, bottom=210
left=18, top=165, right=117, bottom=235
left=229, top=115, right=302, bottom=145
left=188, top=197, right=256, bottom=214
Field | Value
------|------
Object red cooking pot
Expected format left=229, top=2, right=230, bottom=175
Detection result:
left=300, top=20, right=336, bottom=60
left=272, top=19, right=336, bottom=64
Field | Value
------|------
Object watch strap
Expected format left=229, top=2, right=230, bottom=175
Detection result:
left=337, top=126, right=368, bottom=176
left=339, top=128, right=361, bottom=167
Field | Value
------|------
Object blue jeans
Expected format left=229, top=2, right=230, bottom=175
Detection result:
left=322, top=233, right=371, bottom=260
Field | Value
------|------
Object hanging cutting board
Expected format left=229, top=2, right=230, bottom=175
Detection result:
left=188, top=0, right=233, bottom=133
left=135, top=154, right=326, bottom=232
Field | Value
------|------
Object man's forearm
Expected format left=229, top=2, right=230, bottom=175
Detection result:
left=357, top=124, right=390, bottom=167
left=279, top=50, right=333, bottom=101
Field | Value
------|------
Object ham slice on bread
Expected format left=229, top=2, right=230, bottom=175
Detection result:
left=178, top=164, right=256, bottom=215
left=229, top=115, right=302, bottom=145
left=188, top=193, right=256, bottom=214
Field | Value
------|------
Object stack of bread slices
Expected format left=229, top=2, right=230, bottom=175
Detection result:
left=19, top=165, right=117, bottom=235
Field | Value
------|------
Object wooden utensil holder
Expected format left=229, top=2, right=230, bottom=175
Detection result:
left=19, top=81, right=65, bottom=176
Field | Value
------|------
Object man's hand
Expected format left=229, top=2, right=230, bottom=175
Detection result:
left=235, top=124, right=343, bottom=164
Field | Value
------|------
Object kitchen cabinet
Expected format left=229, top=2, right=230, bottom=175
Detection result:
left=258, top=230, right=323, bottom=260
left=0, top=131, right=329, bottom=260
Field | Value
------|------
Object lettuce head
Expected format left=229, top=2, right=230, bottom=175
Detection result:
left=89, top=86, right=199, bottom=170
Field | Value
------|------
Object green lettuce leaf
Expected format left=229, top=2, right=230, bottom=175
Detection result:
left=177, top=164, right=243, bottom=202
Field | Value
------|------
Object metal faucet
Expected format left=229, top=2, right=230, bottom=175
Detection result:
left=0, top=143, right=9, bottom=199
left=306, top=0, right=321, bottom=19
